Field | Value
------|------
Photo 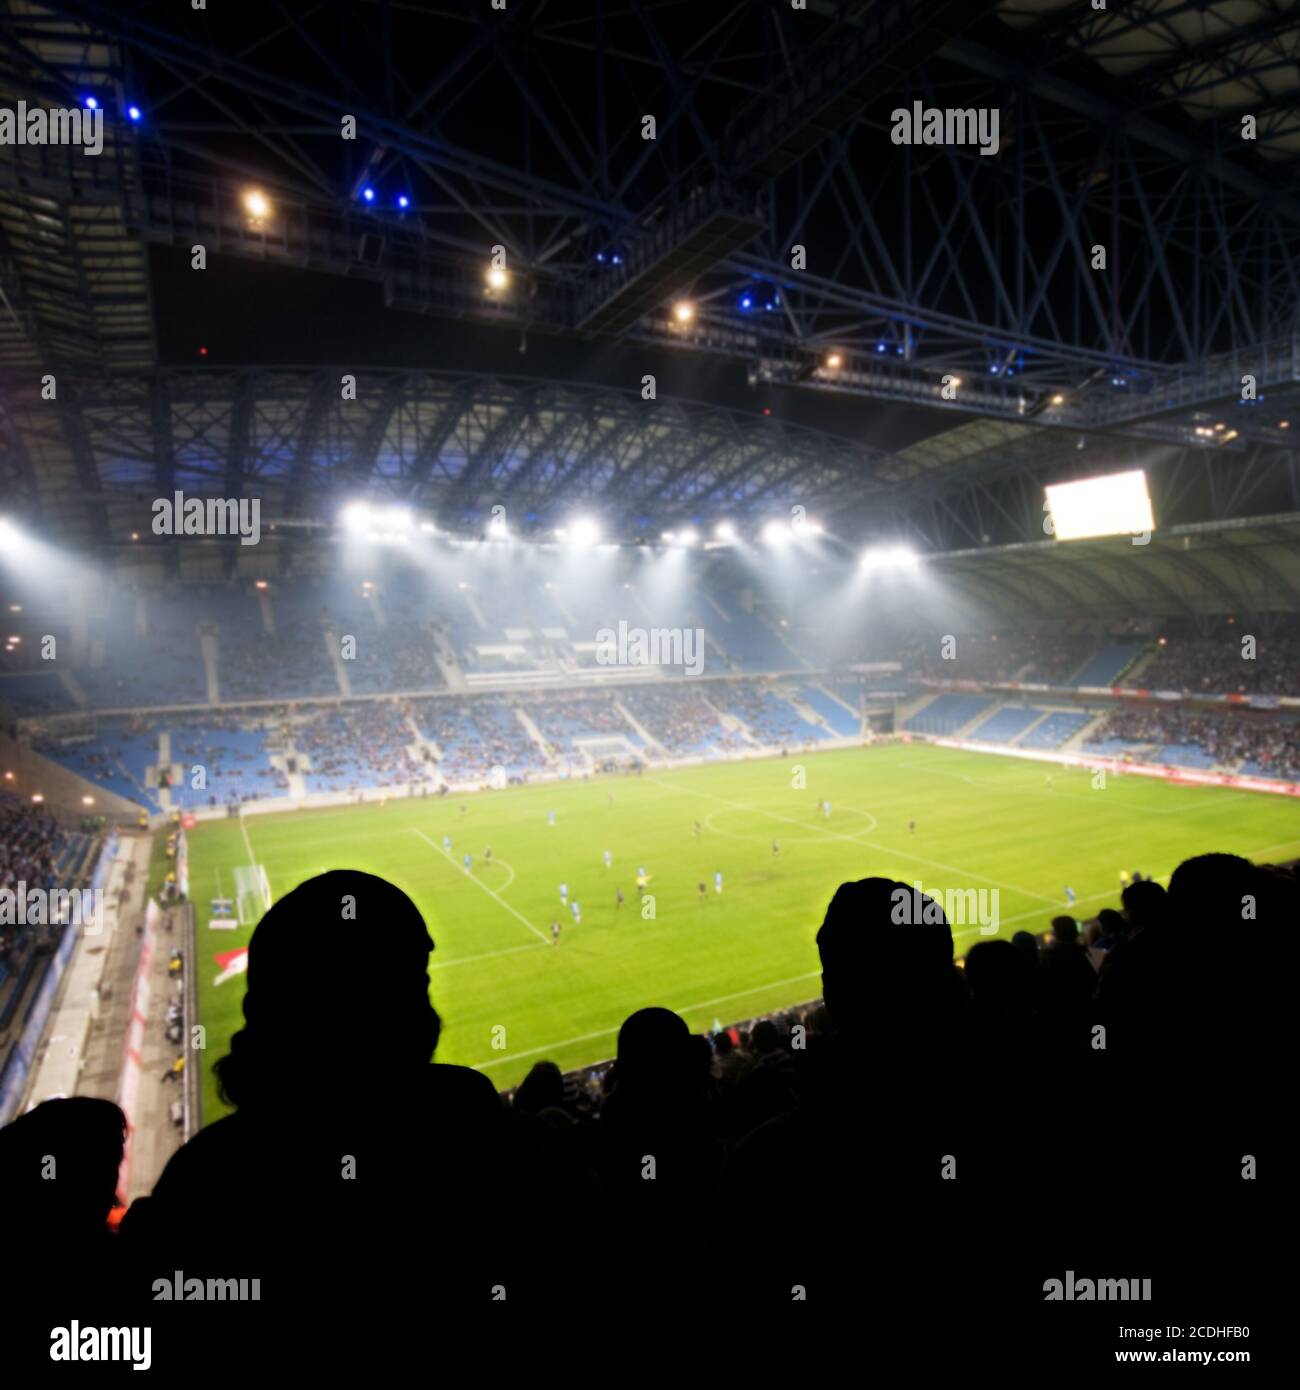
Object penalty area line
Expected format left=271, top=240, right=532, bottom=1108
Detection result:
left=411, top=828, right=549, bottom=946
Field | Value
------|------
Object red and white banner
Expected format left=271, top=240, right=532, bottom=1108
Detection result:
left=116, top=898, right=160, bottom=1199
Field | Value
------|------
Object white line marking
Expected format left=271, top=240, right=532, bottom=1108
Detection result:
left=411, top=829, right=549, bottom=945
left=470, top=970, right=822, bottom=1070
left=432, top=941, right=546, bottom=970
left=950, top=835, right=1300, bottom=941
left=647, top=776, right=1060, bottom=906
left=236, top=815, right=272, bottom=905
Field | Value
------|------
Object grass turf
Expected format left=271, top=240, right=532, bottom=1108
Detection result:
left=186, top=741, right=1300, bottom=1122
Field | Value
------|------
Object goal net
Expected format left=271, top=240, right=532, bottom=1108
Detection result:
left=234, top=864, right=273, bottom=926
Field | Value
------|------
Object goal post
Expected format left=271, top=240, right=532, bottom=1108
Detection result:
left=233, top=863, right=273, bottom=926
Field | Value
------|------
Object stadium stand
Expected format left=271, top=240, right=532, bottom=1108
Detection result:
left=1019, top=710, right=1093, bottom=749
left=904, top=694, right=994, bottom=735
left=797, top=685, right=860, bottom=737
left=1087, top=708, right=1300, bottom=779
left=1070, top=642, right=1144, bottom=687
left=968, top=705, right=1046, bottom=744
left=1139, top=635, right=1300, bottom=696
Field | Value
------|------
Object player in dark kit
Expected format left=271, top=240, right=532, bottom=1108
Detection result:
left=698, top=880, right=707, bottom=903
left=551, top=920, right=560, bottom=946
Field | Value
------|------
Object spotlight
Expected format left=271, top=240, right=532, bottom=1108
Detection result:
left=661, top=531, right=676, bottom=544
left=397, top=194, right=410, bottom=209
left=341, top=502, right=371, bottom=532
left=1051, top=393, right=1066, bottom=406
left=672, top=300, right=695, bottom=325
left=568, top=517, right=600, bottom=548
left=714, top=521, right=737, bottom=543
left=824, top=352, right=843, bottom=371
left=762, top=520, right=788, bottom=546
left=126, top=104, right=142, bottom=122
left=82, top=95, right=98, bottom=110
left=486, top=265, right=509, bottom=292
left=677, top=528, right=699, bottom=548
left=1281, top=420, right=1291, bottom=429
left=362, top=186, right=376, bottom=203
left=487, top=514, right=510, bottom=541
left=859, top=545, right=920, bottom=572
left=243, top=188, right=271, bottom=221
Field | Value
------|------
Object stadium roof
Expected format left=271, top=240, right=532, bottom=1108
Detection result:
left=931, top=512, right=1300, bottom=620
left=1, top=0, right=1298, bottom=556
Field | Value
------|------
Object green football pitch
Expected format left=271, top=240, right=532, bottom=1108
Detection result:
left=186, top=741, right=1300, bottom=1122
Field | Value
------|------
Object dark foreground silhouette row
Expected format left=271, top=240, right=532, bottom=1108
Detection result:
left=2, top=857, right=1284, bottom=1334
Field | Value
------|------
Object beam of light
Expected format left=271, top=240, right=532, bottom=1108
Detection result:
left=859, top=545, right=921, bottom=572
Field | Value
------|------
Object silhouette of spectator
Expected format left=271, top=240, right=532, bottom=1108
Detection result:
left=122, top=870, right=509, bottom=1306
left=512, top=1060, right=566, bottom=1117
left=593, top=1007, right=721, bottom=1186
left=730, top=879, right=967, bottom=1300
left=0, top=1097, right=125, bottom=1254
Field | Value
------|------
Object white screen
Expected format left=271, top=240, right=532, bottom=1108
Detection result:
left=1045, top=469, right=1154, bottom=541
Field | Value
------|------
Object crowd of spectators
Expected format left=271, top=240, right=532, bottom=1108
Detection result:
left=170, top=715, right=290, bottom=806
left=410, top=698, right=545, bottom=783
left=0, top=791, right=66, bottom=976
left=1088, top=707, right=1300, bottom=777
left=2, top=854, right=1282, bottom=1325
left=526, top=693, right=633, bottom=753
left=296, top=701, right=431, bottom=794
left=907, top=632, right=1100, bottom=685
left=220, top=628, right=337, bottom=702
left=621, top=686, right=726, bottom=753
left=1139, top=636, right=1300, bottom=697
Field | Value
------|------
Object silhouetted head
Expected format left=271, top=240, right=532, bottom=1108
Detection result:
left=1096, top=908, right=1128, bottom=941
left=214, top=870, right=440, bottom=1110
left=1050, top=915, right=1079, bottom=946
left=750, top=1020, right=783, bottom=1055
left=0, top=1097, right=125, bottom=1241
left=816, top=877, right=953, bottom=1031
left=613, top=1007, right=697, bottom=1096
left=1168, top=854, right=1255, bottom=935
left=1121, top=877, right=1169, bottom=931
left=513, top=1060, right=564, bottom=1116
left=965, top=939, right=1035, bottom=1013
left=1011, top=930, right=1040, bottom=967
